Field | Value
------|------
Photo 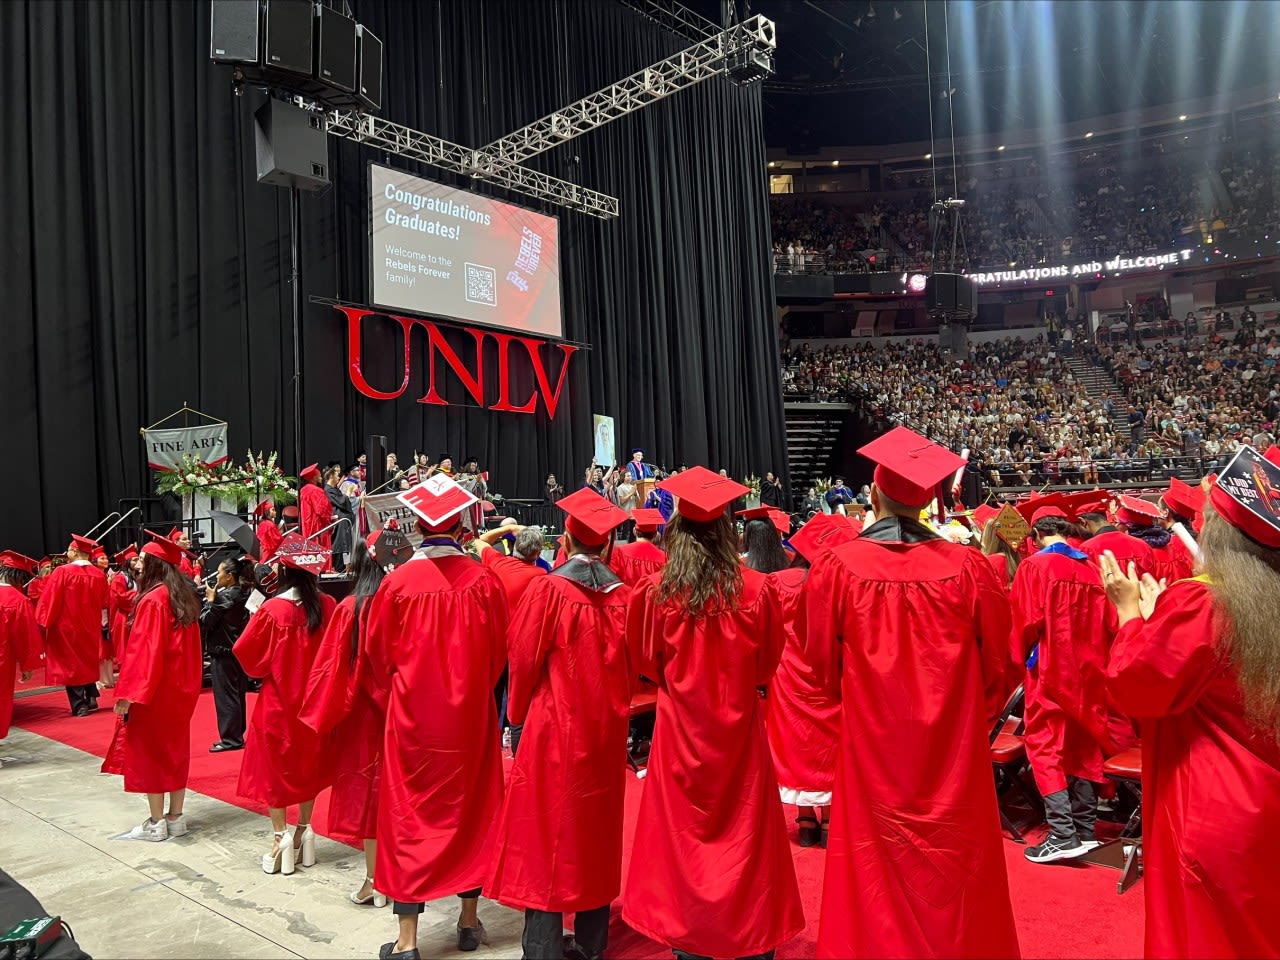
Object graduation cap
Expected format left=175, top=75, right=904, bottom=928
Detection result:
left=631, top=508, right=665, bottom=533
left=89, top=546, right=107, bottom=563
left=1209, top=445, right=1280, bottom=548
left=254, top=500, right=275, bottom=518
left=69, top=534, right=100, bottom=555
left=299, top=463, right=322, bottom=483
left=972, top=503, right=1000, bottom=529
left=739, top=506, right=791, bottom=535
left=993, top=504, right=1031, bottom=549
left=558, top=487, right=628, bottom=546
left=113, top=545, right=139, bottom=566
left=858, top=427, right=967, bottom=509
left=1163, top=477, right=1205, bottom=520
left=397, top=473, right=478, bottom=533
left=366, top=528, right=413, bottom=569
left=630, top=447, right=645, bottom=456
left=1264, top=445, right=1280, bottom=468
left=0, top=551, right=37, bottom=575
left=272, top=533, right=330, bottom=574
left=1113, top=494, right=1163, bottom=527
left=1012, top=492, right=1073, bottom=524
left=658, top=466, right=750, bottom=522
left=1030, top=505, right=1069, bottom=524
left=788, top=513, right=858, bottom=563
left=141, top=534, right=183, bottom=567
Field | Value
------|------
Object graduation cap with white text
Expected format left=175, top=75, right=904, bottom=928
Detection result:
left=1209, top=445, right=1280, bottom=549
left=397, top=473, right=478, bottom=534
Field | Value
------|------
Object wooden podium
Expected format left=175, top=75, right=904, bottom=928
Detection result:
left=632, top=478, right=657, bottom=513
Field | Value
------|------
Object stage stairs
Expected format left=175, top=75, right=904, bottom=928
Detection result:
left=1066, top=355, right=1133, bottom=445
left=784, top=402, right=851, bottom=493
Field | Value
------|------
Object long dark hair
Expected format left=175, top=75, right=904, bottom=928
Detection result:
left=277, top=565, right=324, bottom=631
left=137, top=554, right=200, bottom=626
left=347, top=543, right=387, bottom=664
left=657, top=513, right=743, bottom=617
left=0, top=567, right=31, bottom=589
left=743, top=519, right=790, bottom=574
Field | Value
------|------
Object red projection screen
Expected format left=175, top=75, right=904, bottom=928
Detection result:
left=369, top=163, right=564, bottom=339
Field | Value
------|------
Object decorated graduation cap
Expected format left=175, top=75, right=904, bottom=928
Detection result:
left=1209, top=445, right=1280, bottom=548
left=69, top=534, right=100, bottom=556
left=366, top=528, right=413, bottom=569
left=254, top=500, right=276, bottom=518
left=558, top=487, right=628, bottom=546
left=788, top=513, right=859, bottom=563
left=631, top=508, right=665, bottom=533
left=0, top=551, right=38, bottom=575
left=1163, top=476, right=1205, bottom=520
left=1112, top=494, right=1163, bottom=527
left=859, top=426, right=967, bottom=509
left=398, top=473, right=478, bottom=534
left=658, top=466, right=750, bottom=522
left=113, top=545, right=139, bottom=566
left=299, top=463, right=322, bottom=483
left=274, top=533, right=330, bottom=574
left=141, top=532, right=183, bottom=567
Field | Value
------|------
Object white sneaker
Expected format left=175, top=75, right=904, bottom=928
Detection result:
left=166, top=814, right=189, bottom=838
left=127, top=818, right=169, bottom=842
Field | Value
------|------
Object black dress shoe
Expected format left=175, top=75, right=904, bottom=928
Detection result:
left=72, top=705, right=90, bottom=718
left=457, top=921, right=487, bottom=952
left=563, top=935, right=598, bottom=960
left=209, top=741, right=244, bottom=753
left=377, top=943, right=421, bottom=960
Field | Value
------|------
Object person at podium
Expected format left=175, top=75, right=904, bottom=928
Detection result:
left=625, top=448, right=654, bottom=482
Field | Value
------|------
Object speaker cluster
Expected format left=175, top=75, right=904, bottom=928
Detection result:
left=211, top=0, right=382, bottom=113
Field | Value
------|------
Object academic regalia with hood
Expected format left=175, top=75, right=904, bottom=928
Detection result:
left=35, top=541, right=109, bottom=686
left=805, top=428, right=1020, bottom=959
left=622, top=468, right=804, bottom=958
left=488, top=489, right=637, bottom=913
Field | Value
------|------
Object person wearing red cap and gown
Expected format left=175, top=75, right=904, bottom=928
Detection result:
left=624, top=466, right=804, bottom=960
left=165, top=528, right=200, bottom=581
left=1157, top=477, right=1203, bottom=582
left=609, top=508, right=666, bottom=586
left=36, top=535, right=110, bottom=716
left=298, top=464, right=334, bottom=556
left=364, top=473, right=508, bottom=958
left=255, top=501, right=284, bottom=562
left=487, top=489, right=637, bottom=960
left=805, top=427, right=1019, bottom=959
left=0, top=552, right=42, bottom=740
left=100, top=536, right=203, bottom=841
left=1082, top=497, right=1160, bottom=579
left=234, top=533, right=337, bottom=875
left=1102, top=444, right=1280, bottom=959
left=766, top=513, right=857, bottom=848
left=107, top=548, right=139, bottom=667
left=1010, top=507, right=1117, bottom=863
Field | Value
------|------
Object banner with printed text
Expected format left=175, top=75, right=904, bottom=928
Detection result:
left=146, top=423, right=229, bottom=472
left=362, top=492, right=426, bottom=547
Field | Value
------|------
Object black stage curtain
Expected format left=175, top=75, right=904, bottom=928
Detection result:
left=1, top=0, right=785, bottom=554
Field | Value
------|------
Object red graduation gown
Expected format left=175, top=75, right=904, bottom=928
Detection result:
left=101, top=586, right=202, bottom=793
left=0, top=584, right=42, bottom=738
left=608, top=539, right=666, bottom=587
left=1108, top=579, right=1280, bottom=959
left=765, top=566, right=839, bottom=799
left=486, top=569, right=634, bottom=912
left=300, top=483, right=334, bottom=551
left=35, top=561, right=108, bottom=686
left=299, top=595, right=384, bottom=845
left=1009, top=548, right=1116, bottom=794
left=104, top=573, right=133, bottom=659
left=257, top=518, right=284, bottom=563
left=1083, top=529, right=1157, bottom=579
left=364, top=553, right=508, bottom=904
left=623, top=569, right=804, bottom=958
left=234, top=591, right=337, bottom=806
left=805, top=525, right=1019, bottom=960
left=1160, top=535, right=1196, bottom=582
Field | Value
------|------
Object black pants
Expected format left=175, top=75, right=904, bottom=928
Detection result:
left=65, top=684, right=97, bottom=713
left=510, top=722, right=525, bottom=757
left=393, top=888, right=483, bottom=915
left=1044, top=777, right=1098, bottom=842
left=210, top=654, right=248, bottom=746
left=674, top=951, right=774, bottom=960
left=522, top=904, right=609, bottom=959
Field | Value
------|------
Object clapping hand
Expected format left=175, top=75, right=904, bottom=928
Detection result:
left=1100, top=550, right=1166, bottom=625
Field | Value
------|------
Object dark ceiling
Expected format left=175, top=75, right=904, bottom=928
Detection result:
left=686, top=0, right=1280, bottom=148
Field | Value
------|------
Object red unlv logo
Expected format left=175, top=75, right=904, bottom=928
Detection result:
left=336, top=306, right=577, bottom=419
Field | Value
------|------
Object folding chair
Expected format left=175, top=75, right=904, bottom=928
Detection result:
left=626, top=681, right=659, bottom=773
left=1081, top=746, right=1143, bottom=893
left=989, top=684, right=1042, bottom=843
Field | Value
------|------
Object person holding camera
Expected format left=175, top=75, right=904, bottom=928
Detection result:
left=202, top=557, right=256, bottom=753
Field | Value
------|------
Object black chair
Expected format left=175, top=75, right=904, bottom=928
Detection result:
left=989, top=684, right=1042, bottom=843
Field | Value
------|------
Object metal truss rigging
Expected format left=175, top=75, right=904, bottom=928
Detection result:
left=617, top=0, right=721, bottom=43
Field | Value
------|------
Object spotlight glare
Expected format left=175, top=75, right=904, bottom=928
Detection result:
left=832, top=160, right=840, bottom=167
left=1085, top=131, right=1094, bottom=138
left=1179, top=114, right=1187, bottom=121
left=924, top=153, right=932, bottom=159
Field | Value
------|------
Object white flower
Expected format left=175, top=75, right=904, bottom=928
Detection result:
left=185, top=474, right=198, bottom=484
left=196, top=477, right=209, bottom=486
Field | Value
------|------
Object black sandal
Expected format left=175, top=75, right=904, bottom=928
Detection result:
left=796, top=816, right=821, bottom=847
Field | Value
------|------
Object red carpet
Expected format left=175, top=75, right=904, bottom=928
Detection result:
left=13, top=688, right=1142, bottom=958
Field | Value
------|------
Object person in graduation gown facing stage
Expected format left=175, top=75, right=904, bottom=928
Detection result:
left=608, top=508, right=666, bottom=586
left=765, top=513, right=859, bottom=849
left=101, top=536, right=203, bottom=841
left=0, top=552, right=42, bottom=741
left=486, top=489, right=636, bottom=960
left=300, top=528, right=411, bottom=909
left=36, top=534, right=109, bottom=717
left=365, top=474, right=508, bottom=960
left=234, top=533, right=336, bottom=876
left=623, top=467, right=803, bottom=960
left=1102, top=445, right=1280, bottom=960
left=805, top=427, right=1019, bottom=960
left=254, top=500, right=284, bottom=564
left=107, top=547, right=140, bottom=671
left=298, top=463, right=334, bottom=557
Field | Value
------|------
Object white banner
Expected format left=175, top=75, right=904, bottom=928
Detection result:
left=362, top=492, right=426, bottom=547
left=145, top=423, right=229, bottom=472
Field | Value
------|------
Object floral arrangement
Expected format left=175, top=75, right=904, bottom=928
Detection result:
left=813, top=476, right=835, bottom=496
left=744, top=474, right=762, bottom=501
left=155, top=450, right=297, bottom=508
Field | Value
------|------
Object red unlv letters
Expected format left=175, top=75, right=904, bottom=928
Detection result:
left=337, top=306, right=577, bottom=419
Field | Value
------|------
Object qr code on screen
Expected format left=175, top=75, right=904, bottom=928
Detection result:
left=464, top=263, right=497, bottom=307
